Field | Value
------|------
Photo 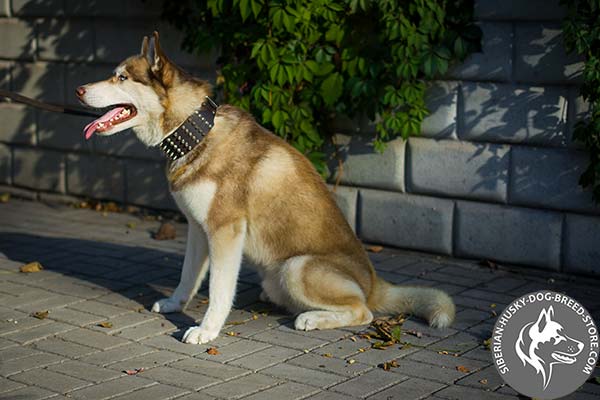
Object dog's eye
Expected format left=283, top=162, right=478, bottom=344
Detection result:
left=118, top=74, right=128, bottom=82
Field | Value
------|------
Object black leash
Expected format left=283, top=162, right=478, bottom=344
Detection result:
left=0, top=89, right=101, bottom=118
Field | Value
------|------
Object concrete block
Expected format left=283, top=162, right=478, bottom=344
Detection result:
left=461, top=82, right=568, bottom=146
left=515, top=23, right=584, bottom=84
left=510, top=146, right=599, bottom=214
left=38, top=110, right=94, bottom=152
left=407, top=137, right=509, bottom=203
left=65, top=64, right=113, bottom=106
left=448, top=22, right=512, bottom=82
left=0, top=62, right=9, bottom=92
left=455, top=200, right=562, bottom=269
left=0, top=18, right=34, bottom=59
left=474, top=0, right=566, bottom=20
left=564, top=213, right=600, bottom=275
left=37, top=18, right=94, bottom=62
left=125, top=159, right=176, bottom=210
left=567, top=86, right=589, bottom=149
left=0, top=0, right=8, bottom=16
left=328, top=133, right=406, bottom=192
left=12, top=146, right=65, bottom=191
left=93, top=131, right=162, bottom=161
left=327, top=184, right=357, bottom=232
left=0, top=103, right=36, bottom=145
left=66, top=153, right=124, bottom=201
left=421, top=81, right=458, bottom=140
left=64, top=0, right=162, bottom=17
left=94, top=20, right=211, bottom=68
left=0, top=143, right=10, bottom=184
left=11, top=0, right=64, bottom=16
left=11, top=62, right=66, bottom=103
left=359, top=189, right=454, bottom=254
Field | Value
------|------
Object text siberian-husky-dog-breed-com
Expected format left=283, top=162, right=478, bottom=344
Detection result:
left=76, top=32, right=455, bottom=344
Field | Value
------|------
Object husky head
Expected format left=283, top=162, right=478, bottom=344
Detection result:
left=76, top=31, right=212, bottom=147
left=515, top=306, right=583, bottom=390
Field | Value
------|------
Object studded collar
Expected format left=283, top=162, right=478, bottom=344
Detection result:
left=159, top=97, right=218, bottom=161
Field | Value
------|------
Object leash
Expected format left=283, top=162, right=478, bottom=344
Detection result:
left=0, top=89, right=101, bottom=118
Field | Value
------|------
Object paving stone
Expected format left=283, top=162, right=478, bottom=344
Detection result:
left=47, top=360, right=122, bottom=383
left=515, top=22, right=583, bottom=84
left=0, top=385, right=57, bottom=399
left=306, top=392, right=355, bottom=400
left=510, top=146, right=598, bottom=214
left=460, top=82, right=568, bottom=146
left=331, top=369, right=407, bottom=398
left=68, top=300, right=132, bottom=318
left=455, top=200, right=562, bottom=270
left=328, top=133, right=406, bottom=192
left=0, top=352, right=64, bottom=377
left=138, top=366, right=218, bottom=390
left=87, top=311, right=158, bottom=335
left=428, top=332, right=482, bottom=356
left=112, top=383, right=190, bottom=400
left=313, top=339, right=370, bottom=359
left=351, top=344, right=420, bottom=366
left=434, top=384, right=515, bottom=400
left=229, top=345, right=301, bottom=371
left=367, top=377, right=445, bottom=399
left=3, top=321, right=74, bottom=344
left=250, top=328, right=329, bottom=351
left=69, top=376, right=155, bottom=400
left=175, top=392, right=217, bottom=400
left=195, top=338, right=271, bottom=363
left=15, top=294, right=84, bottom=312
left=0, top=344, right=40, bottom=361
left=114, top=318, right=178, bottom=341
left=456, top=365, right=504, bottom=391
left=448, top=23, right=512, bottom=81
left=288, top=353, right=372, bottom=377
left=261, top=363, right=347, bottom=388
left=202, top=373, right=281, bottom=399
left=170, top=357, right=251, bottom=381
left=407, top=137, right=509, bottom=203
left=359, top=190, right=454, bottom=254
left=141, top=334, right=209, bottom=356
left=391, top=358, right=467, bottom=384
left=244, top=381, right=321, bottom=400
left=107, top=350, right=186, bottom=372
left=58, top=328, right=130, bottom=350
left=11, top=367, right=90, bottom=393
left=0, top=376, right=25, bottom=394
left=47, top=307, right=105, bottom=327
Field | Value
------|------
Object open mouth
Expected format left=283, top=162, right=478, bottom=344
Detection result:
left=552, top=351, right=577, bottom=364
left=83, top=104, right=137, bottom=140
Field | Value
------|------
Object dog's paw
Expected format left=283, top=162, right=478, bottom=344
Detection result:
left=151, top=297, right=184, bottom=314
left=294, top=312, right=321, bottom=331
left=182, top=326, right=219, bottom=344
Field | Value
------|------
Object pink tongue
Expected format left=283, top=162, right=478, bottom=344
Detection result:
left=83, top=107, right=126, bottom=140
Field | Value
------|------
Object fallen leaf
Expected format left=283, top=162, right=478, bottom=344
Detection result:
left=0, top=193, right=10, bottom=203
left=322, top=353, right=333, bottom=358
left=456, top=365, right=470, bottom=373
left=490, top=303, right=496, bottom=308
left=126, top=222, right=136, bottom=229
left=20, top=262, right=43, bottom=273
left=251, top=314, right=259, bottom=320
left=347, top=359, right=356, bottom=364
left=390, top=326, right=402, bottom=342
left=303, top=349, right=309, bottom=353
left=32, top=310, right=49, bottom=319
left=226, top=321, right=246, bottom=326
left=358, top=348, right=367, bottom=352
left=154, top=222, right=176, bottom=240
left=97, top=321, right=113, bottom=328
left=200, top=299, right=209, bottom=304
left=225, top=331, right=239, bottom=337
left=366, top=245, right=384, bottom=253
left=123, top=368, right=144, bottom=375
left=349, top=337, right=357, bottom=342
left=380, top=359, right=399, bottom=371
left=206, top=347, right=220, bottom=355
left=483, top=338, right=492, bottom=350
left=372, top=341, right=392, bottom=350
left=406, top=330, right=422, bottom=338
left=479, top=379, right=488, bottom=385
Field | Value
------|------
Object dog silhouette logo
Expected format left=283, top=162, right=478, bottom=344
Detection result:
left=515, top=306, right=584, bottom=390
left=491, top=291, right=598, bottom=399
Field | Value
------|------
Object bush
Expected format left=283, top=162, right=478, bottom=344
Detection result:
left=563, top=0, right=600, bottom=202
left=163, top=0, right=481, bottom=174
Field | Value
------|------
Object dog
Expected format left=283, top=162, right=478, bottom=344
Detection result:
left=76, top=31, right=455, bottom=344
left=515, top=306, right=584, bottom=389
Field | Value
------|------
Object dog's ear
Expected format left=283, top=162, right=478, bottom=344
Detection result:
left=140, top=35, right=149, bottom=58
left=149, top=31, right=166, bottom=74
left=534, top=307, right=552, bottom=333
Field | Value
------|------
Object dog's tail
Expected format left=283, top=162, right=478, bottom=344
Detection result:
left=368, top=278, right=455, bottom=328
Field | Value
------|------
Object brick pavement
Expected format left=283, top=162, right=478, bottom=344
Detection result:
left=0, top=199, right=599, bottom=400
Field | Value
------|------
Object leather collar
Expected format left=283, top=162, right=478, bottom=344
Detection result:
left=159, top=96, right=218, bottom=161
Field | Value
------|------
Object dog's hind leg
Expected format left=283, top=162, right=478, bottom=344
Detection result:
left=152, top=222, right=209, bottom=313
left=282, top=256, right=374, bottom=331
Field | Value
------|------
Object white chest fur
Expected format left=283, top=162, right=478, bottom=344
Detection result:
left=171, top=180, right=217, bottom=226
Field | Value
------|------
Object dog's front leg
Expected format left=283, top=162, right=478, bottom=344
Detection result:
left=152, top=222, right=209, bottom=313
left=182, top=220, right=246, bottom=344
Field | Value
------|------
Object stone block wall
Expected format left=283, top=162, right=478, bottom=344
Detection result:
left=0, top=0, right=599, bottom=274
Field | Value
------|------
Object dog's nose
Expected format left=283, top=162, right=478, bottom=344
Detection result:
left=76, top=86, right=86, bottom=98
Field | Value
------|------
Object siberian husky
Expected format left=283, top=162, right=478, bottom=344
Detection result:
left=76, top=32, right=455, bottom=344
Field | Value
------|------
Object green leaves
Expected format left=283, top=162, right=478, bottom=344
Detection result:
left=163, top=0, right=482, bottom=174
